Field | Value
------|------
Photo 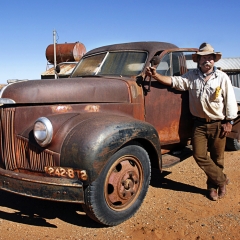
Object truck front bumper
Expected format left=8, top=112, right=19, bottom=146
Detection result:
left=0, top=168, right=84, bottom=203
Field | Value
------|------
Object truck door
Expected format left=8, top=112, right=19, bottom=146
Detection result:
left=144, top=50, right=196, bottom=151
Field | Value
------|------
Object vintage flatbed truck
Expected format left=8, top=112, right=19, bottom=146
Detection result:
left=0, top=42, right=239, bottom=226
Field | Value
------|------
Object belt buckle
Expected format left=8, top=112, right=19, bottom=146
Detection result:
left=206, top=118, right=211, bottom=122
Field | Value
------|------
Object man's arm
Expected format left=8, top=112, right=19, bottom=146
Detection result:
left=145, top=67, right=172, bottom=86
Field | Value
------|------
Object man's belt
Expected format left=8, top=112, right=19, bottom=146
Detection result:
left=194, top=117, right=221, bottom=123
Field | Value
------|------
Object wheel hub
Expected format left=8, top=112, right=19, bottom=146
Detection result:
left=105, top=158, right=143, bottom=210
left=120, top=171, right=139, bottom=199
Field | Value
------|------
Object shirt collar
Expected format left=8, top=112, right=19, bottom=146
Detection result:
left=195, top=66, right=218, bottom=78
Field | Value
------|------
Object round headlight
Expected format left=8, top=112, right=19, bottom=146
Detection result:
left=33, top=117, right=53, bottom=147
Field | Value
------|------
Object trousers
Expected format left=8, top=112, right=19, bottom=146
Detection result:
left=192, top=120, right=227, bottom=188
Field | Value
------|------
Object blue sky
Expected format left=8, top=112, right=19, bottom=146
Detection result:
left=0, top=0, right=239, bottom=84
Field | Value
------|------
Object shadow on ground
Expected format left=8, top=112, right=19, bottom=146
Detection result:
left=0, top=190, right=104, bottom=228
left=150, top=145, right=206, bottom=196
left=150, top=168, right=206, bottom=196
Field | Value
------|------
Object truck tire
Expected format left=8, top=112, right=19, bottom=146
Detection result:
left=226, top=137, right=240, bottom=151
left=82, top=144, right=151, bottom=226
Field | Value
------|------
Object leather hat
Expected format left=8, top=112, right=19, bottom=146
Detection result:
left=192, top=43, right=222, bottom=62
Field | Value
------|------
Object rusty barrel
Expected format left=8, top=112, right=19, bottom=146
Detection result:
left=46, top=42, right=86, bottom=64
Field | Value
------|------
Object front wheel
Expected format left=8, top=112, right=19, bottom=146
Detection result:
left=82, top=144, right=151, bottom=226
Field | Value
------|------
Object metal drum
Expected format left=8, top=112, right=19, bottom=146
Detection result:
left=46, top=42, right=86, bottom=64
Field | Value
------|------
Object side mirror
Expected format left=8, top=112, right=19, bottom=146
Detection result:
left=150, top=56, right=160, bottom=66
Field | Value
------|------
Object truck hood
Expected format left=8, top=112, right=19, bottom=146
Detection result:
left=0, top=78, right=131, bottom=104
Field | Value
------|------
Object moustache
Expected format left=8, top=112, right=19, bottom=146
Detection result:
left=200, top=62, right=211, bottom=67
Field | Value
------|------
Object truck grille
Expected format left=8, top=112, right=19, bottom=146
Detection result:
left=0, top=108, right=56, bottom=172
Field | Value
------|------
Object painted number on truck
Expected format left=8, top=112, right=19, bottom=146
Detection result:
left=44, top=166, right=75, bottom=179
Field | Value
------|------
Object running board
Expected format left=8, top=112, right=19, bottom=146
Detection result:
left=162, top=145, right=193, bottom=168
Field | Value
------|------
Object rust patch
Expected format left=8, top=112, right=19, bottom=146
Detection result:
left=158, top=120, right=180, bottom=143
left=84, top=105, right=100, bottom=112
left=51, top=105, right=72, bottom=113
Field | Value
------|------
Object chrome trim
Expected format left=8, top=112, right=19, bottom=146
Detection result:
left=0, top=98, right=16, bottom=105
left=34, top=117, right=53, bottom=147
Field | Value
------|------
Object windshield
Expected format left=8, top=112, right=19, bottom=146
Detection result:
left=71, top=51, right=147, bottom=77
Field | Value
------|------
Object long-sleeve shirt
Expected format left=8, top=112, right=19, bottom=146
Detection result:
left=171, top=68, right=238, bottom=120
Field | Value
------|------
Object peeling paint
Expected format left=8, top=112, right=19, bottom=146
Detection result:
left=51, top=105, right=72, bottom=113
left=84, top=105, right=100, bottom=112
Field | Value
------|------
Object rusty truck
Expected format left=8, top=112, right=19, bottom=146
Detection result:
left=0, top=42, right=239, bottom=226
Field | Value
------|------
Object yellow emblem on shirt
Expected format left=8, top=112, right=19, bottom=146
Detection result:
left=215, top=86, right=221, bottom=99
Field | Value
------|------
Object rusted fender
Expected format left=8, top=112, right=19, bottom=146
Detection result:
left=60, top=113, right=162, bottom=184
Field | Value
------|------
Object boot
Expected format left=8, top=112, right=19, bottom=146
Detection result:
left=218, top=178, right=229, bottom=199
left=208, top=188, right=218, bottom=201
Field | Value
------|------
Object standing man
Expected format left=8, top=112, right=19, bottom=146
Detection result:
left=145, top=42, right=238, bottom=201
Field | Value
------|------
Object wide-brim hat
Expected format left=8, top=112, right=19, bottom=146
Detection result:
left=192, top=42, right=222, bottom=62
